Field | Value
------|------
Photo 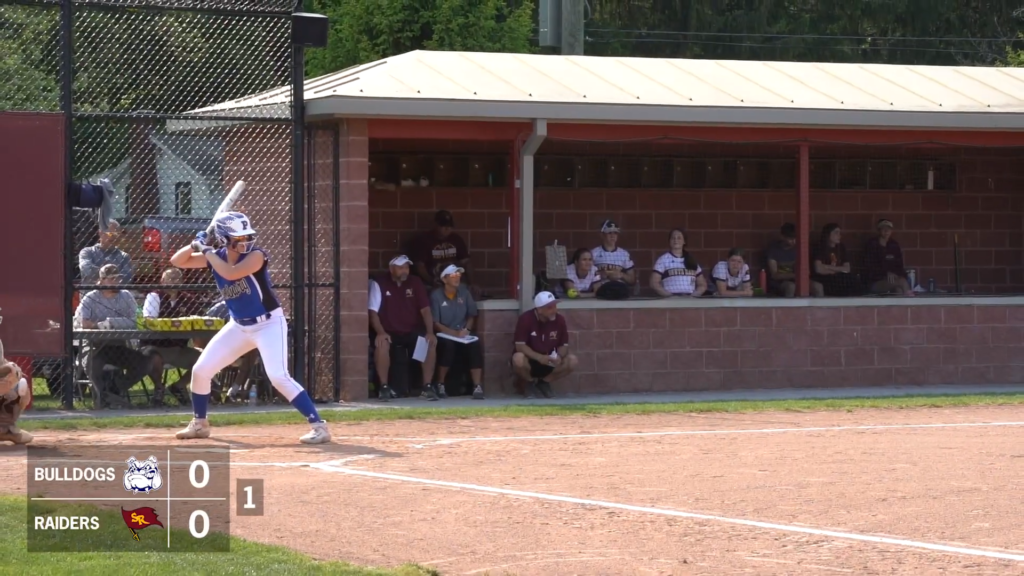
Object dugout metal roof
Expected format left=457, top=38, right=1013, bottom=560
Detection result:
left=189, top=50, right=1024, bottom=130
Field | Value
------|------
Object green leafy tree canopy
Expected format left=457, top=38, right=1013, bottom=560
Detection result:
left=305, top=0, right=534, bottom=78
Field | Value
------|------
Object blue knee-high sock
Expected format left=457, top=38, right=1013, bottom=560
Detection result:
left=289, top=391, right=322, bottom=424
left=192, top=393, right=210, bottom=420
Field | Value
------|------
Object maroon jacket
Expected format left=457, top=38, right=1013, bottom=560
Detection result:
left=863, top=238, right=907, bottom=283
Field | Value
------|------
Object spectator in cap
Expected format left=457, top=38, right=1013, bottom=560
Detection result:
left=73, top=264, right=152, bottom=407
left=512, top=291, right=578, bottom=399
left=430, top=264, right=485, bottom=400
left=408, top=209, right=473, bottom=291
left=591, top=220, right=637, bottom=288
left=864, top=219, right=914, bottom=296
left=369, top=255, right=440, bottom=400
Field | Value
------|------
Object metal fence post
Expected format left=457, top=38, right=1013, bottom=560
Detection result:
left=290, top=21, right=306, bottom=390
left=60, top=0, right=75, bottom=410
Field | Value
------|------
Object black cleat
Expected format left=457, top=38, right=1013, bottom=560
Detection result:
left=525, top=380, right=539, bottom=399
left=472, top=385, right=485, bottom=400
left=422, top=384, right=439, bottom=401
left=537, top=380, right=555, bottom=398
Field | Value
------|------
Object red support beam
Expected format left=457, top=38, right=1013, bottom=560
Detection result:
left=797, top=143, right=810, bottom=298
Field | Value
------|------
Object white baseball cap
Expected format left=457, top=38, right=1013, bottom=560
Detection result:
left=441, top=264, right=465, bottom=278
left=389, top=255, right=412, bottom=266
left=534, top=291, right=557, bottom=308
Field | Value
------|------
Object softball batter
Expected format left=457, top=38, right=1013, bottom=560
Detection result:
left=170, top=212, right=331, bottom=444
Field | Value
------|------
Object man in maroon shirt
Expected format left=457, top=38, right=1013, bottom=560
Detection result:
left=864, top=219, right=915, bottom=296
left=369, top=255, right=439, bottom=399
left=408, top=210, right=472, bottom=290
left=512, top=291, right=578, bottom=399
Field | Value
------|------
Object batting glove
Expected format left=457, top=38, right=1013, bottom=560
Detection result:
left=191, top=240, right=213, bottom=255
left=195, top=231, right=209, bottom=244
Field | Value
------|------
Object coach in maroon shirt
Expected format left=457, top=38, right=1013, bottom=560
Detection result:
left=512, top=291, right=578, bottom=399
left=369, top=255, right=439, bottom=399
left=864, top=219, right=914, bottom=296
left=409, top=210, right=472, bottom=289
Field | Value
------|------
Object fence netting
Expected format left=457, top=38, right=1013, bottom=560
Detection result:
left=1, top=0, right=340, bottom=410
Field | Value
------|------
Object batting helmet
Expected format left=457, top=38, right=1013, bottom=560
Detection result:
left=214, top=212, right=257, bottom=254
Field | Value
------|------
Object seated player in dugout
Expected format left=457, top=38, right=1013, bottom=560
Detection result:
left=512, top=291, right=578, bottom=399
left=556, top=248, right=605, bottom=298
left=650, top=228, right=708, bottom=297
left=712, top=248, right=753, bottom=297
left=408, top=210, right=476, bottom=295
left=369, top=255, right=441, bottom=400
left=591, top=220, right=637, bottom=288
left=864, top=219, right=915, bottom=296
left=430, top=264, right=485, bottom=400
left=812, top=223, right=859, bottom=297
left=766, top=223, right=800, bottom=297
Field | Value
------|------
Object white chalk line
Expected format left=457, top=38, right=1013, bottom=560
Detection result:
left=310, top=463, right=1024, bottom=563
left=409, top=421, right=1024, bottom=448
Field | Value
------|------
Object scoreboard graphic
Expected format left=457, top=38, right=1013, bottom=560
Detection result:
left=26, top=444, right=232, bottom=552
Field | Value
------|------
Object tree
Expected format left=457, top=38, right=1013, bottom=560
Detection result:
left=584, top=0, right=1024, bottom=67
left=305, top=0, right=534, bottom=78
left=1008, top=34, right=1024, bottom=66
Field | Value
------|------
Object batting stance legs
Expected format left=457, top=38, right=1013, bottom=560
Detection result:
left=179, top=310, right=328, bottom=443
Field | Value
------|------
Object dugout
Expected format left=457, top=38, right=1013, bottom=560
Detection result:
left=199, top=50, right=1024, bottom=400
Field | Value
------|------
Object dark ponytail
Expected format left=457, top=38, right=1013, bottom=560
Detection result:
left=669, top=228, right=699, bottom=271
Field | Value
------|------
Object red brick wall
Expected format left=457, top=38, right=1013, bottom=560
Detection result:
left=811, top=157, right=1024, bottom=293
left=534, top=157, right=1024, bottom=294
left=368, top=186, right=512, bottom=297
left=476, top=305, right=1024, bottom=395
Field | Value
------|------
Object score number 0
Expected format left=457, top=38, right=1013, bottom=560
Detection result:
left=188, top=460, right=211, bottom=539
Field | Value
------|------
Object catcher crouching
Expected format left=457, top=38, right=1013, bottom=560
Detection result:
left=0, top=328, right=32, bottom=444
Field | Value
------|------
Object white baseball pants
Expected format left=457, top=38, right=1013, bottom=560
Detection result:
left=191, top=309, right=304, bottom=401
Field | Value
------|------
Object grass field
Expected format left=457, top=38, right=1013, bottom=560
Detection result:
left=19, top=391, right=1024, bottom=431
left=3, top=497, right=435, bottom=576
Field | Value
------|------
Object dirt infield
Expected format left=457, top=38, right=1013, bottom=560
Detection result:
left=3, top=405, right=1024, bottom=575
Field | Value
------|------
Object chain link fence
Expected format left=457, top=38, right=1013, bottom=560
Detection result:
left=1, top=0, right=340, bottom=410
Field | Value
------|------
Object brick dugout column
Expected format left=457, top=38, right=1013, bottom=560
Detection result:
left=337, top=119, right=370, bottom=401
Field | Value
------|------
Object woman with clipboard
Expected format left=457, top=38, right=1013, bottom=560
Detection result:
left=430, top=264, right=485, bottom=400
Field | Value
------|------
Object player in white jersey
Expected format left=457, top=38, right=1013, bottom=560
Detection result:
left=169, top=212, right=331, bottom=444
left=711, top=248, right=753, bottom=297
left=651, top=228, right=707, bottom=297
left=591, top=220, right=636, bottom=287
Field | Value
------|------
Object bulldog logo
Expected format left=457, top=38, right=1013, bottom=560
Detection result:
left=123, top=456, right=163, bottom=494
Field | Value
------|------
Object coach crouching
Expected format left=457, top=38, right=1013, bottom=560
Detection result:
left=512, top=291, right=578, bottom=399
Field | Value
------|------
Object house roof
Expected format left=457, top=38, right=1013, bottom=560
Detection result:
left=188, top=50, right=1024, bottom=130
